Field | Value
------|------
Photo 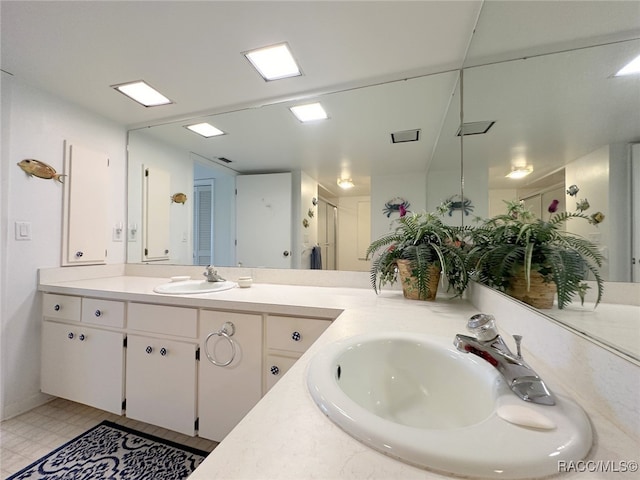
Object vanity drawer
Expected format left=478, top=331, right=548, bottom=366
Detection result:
left=266, top=315, right=330, bottom=354
left=265, top=354, right=299, bottom=392
left=82, top=298, right=125, bottom=328
left=42, top=293, right=81, bottom=321
left=127, top=303, right=197, bottom=338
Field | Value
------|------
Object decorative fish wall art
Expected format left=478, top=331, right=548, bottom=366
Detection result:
left=17, top=159, right=66, bottom=183
left=171, top=193, right=187, bottom=204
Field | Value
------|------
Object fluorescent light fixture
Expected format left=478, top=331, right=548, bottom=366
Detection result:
left=185, top=122, right=225, bottom=138
left=337, top=178, right=354, bottom=189
left=614, top=54, right=640, bottom=76
left=506, top=165, right=533, bottom=179
left=290, top=103, right=328, bottom=123
left=111, top=80, right=172, bottom=107
left=244, top=43, right=302, bottom=81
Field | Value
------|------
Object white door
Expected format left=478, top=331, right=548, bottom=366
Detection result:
left=236, top=173, right=292, bottom=268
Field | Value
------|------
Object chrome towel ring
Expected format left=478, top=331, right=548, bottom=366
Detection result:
left=205, top=321, right=236, bottom=367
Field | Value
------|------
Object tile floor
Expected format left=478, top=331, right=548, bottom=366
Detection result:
left=0, top=398, right=218, bottom=479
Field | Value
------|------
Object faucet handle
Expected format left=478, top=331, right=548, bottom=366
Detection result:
left=467, top=313, right=499, bottom=341
left=513, top=335, right=523, bottom=359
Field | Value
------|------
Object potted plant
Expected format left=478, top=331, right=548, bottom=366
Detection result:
left=365, top=204, right=469, bottom=300
left=467, top=200, right=604, bottom=309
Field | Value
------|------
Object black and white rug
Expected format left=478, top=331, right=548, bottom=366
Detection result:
left=8, top=420, right=209, bottom=480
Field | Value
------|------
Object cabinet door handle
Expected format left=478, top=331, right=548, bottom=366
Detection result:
left=145, top=346, right=153, bottom=354
left=54, top=304, right=61, bottom=311
left=160, top=347, right=167, bottom=356
left=78, top=334, right=86, bottom=341
left=270, top=365, right=280, bottom=376
left=75, top=251, right=84, bottom=258
left=67, top=332, right=74, bottom=340
left=94, top=309, right=102, bottom=317
left=291, top=331, right=302, bottom=342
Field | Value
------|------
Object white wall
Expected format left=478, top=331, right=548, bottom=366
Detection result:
left=1, top=77, right=127, bottom=419
left=337, top=196, right=370, bottom=272
left=565, top=145, right=612, bottom=280
left=292, top=171, right=318, bottom=269
left=371, top=172, right=427, bottom=240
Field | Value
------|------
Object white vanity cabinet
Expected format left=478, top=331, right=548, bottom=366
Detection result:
left=125, top=303, right=198, bottom=436
left=40, top=287, right=335, bottom=439
left=41, top=294, right=125, bottom=414
left=198, top=310, right=263, bottom=441
left=265, top=315, right=331, bottom=391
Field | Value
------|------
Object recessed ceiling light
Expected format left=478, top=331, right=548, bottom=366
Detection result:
left=614, top=54, right=640, bottom=76
left=185, top=123, right=225, bottom=138
left=111, top=80, right=172, bottom=107
left=290, top=103, right=328, bottom=123
left=506, top=165, right=533, bottom=179
left=337, top=178, right=354, bottom=189
left=244, top=43, right=302, bottom=81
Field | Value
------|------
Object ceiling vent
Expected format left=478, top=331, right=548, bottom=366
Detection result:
left=391, top=129, right=421, bottom=143
left=456, top=121, right=495, bottom=136
left=217, top=157, right=232, bottom=164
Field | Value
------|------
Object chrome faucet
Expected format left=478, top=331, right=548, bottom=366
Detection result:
left=203, top=265, right=225, bottom=282
left=454, top=313, right=555, bottom=406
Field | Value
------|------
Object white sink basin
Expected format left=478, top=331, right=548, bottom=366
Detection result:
left=307, top=332, right=592, bottom=479
left=153, top=280, right=236, bottom=295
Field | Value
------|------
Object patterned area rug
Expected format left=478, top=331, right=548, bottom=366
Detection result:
left=8, top=420, right=209, bottom=480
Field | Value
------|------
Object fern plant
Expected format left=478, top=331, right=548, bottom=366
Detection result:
left=467, top=200, right=604, bottom=309
left=365, top=205, right=470, bottom=299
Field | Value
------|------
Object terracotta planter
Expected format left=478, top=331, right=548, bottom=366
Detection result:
left=506, top=268, right=556, bottom=309
left=396, top=259, right=441, bottom=301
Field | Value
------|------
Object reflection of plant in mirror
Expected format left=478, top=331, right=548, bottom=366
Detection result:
left=467, top=200, right=604, bottom=309
left=366, top=203, right=469, bottom=300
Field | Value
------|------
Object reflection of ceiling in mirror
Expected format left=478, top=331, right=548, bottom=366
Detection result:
left=463, top=39, right=640, bottom=190
left=131, top=72, right=460, bottom=198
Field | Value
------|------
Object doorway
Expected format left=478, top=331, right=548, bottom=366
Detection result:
left=317, top=197, right=337, bottom=270
left=193, top=179, right=214, bottom=265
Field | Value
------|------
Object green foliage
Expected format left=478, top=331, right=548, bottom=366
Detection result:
left=467, top=201, right=604, bottom=309
left=366, top=209, right=470, bottom=299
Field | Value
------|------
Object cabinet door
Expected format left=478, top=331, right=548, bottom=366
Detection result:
left=198, top=311, right=262, bottom=442
left=126, top=335, right=197, bottom=436
left=62, top=142, right=109, bottom=265
left=41, top=321, right=124, bottom=414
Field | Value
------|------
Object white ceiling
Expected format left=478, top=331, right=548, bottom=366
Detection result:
left=3, top=1, right=639, bottom=197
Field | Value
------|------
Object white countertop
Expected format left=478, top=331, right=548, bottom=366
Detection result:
left=38, top=274, right=639, bottom=480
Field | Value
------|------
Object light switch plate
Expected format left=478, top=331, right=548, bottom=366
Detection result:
left=15, top=221, right=32, bottom=240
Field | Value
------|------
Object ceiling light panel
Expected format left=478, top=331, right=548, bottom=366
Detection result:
left=244, top=43, right=302, bottom=81
left=290, top=103, right=328, bottom=123
left=614, top=54, right=640, bottom=76
left=185, top=123, right=225, bottom=138
left=111, top=80, right=172, bottom=107
left=506, top=166, right=533, bottom=179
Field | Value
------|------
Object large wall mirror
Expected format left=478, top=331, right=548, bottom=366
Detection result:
left=126, top=4, right=638, bottom=364
left=127, top=70, right=463, bottom=270
left=462, top=29, right=639, bottom=363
